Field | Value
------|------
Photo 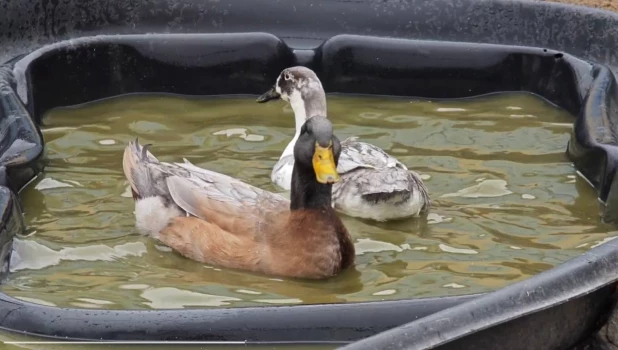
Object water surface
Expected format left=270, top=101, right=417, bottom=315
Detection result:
left=3, top=92, right=615, bottom=310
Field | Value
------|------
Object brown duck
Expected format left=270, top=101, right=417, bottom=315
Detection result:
left=122, top=116, right=355, bottom=279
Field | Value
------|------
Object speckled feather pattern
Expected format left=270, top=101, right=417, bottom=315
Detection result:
left=334, top=137, right=430, bottom=220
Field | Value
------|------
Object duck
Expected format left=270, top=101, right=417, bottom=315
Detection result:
left=122, top=116, right=355, bottom=280
left=256, top=66, right=430, bottom=222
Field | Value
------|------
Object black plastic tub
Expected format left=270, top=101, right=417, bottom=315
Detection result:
left=1, top=0, right=618, bottom=349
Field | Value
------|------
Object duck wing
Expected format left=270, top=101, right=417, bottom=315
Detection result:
left=166, top=161, right=289, bottom=236
left=337, top=137, right=412, bottom=196
left=337, top=137, right=408, bottom=173
left=124, top=139, right=289, bottom=237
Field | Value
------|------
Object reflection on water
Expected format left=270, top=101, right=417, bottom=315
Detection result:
left=2, top=92, right=615, bottom=310
left=0, top=329, right=336, bottom=350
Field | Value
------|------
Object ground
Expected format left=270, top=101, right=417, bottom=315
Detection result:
left=545, top=0, right=617, bottom=12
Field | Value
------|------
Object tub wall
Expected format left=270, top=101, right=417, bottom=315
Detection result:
left=1, top=0, right=618, bottom=72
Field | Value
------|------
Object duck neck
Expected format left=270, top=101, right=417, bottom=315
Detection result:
left=281, top=88, right=327, bottom=159
left=290, top=163, right=333, bottom=211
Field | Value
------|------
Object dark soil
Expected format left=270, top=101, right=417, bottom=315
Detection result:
left=544, top=0, right=617, bottom=12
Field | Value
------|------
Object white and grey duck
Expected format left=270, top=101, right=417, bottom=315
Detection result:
left=257, top=66, right=430, bottom=222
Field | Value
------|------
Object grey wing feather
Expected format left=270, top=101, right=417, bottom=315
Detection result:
left=172, top=160, right=289, bottom=212
left=337, top=137, right=412, bottom=195
left=338, top=137, right=408, bottom=174
left=166, top=176, right=209, bottom=220
left=124, top=140, right=289, bottom=221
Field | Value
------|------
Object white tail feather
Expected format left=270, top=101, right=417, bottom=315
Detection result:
left=134, top=196, right=183, bottom=238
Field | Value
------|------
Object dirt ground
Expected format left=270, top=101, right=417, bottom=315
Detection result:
left=544, top=0, right=617, bottom=12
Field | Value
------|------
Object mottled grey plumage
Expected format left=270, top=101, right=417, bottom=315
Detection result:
left=123, top=138, right=289, bottom=223
left=336, top=137, right=429, bottom=203
left=328, top=136, right=430, bottom=221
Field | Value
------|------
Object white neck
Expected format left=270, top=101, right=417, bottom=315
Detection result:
left=280, top=90, right=308, bottom=159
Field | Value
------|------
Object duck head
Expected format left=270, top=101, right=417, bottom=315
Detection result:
left=289, top=116, right=341, bottom=210
left=294, top=115, right=341, bottom=185
left=257, top=66, right=327, bottom=123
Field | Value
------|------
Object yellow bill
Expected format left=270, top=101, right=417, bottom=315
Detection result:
left=313, top=142, right=340, bottom=184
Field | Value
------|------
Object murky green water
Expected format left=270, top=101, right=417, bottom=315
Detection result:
left=2, top=92, right=615, bottom=311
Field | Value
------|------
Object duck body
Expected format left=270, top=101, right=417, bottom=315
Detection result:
left=122, top=117, right=354, bottom=280
left=258, top=66, right=430, bottom=222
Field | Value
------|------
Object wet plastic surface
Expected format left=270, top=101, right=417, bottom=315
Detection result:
left=1, top=0, right=618, bottom=68
left=0, top=0, right=617, bottom=348
left=339, top=239, right=618, bottom=350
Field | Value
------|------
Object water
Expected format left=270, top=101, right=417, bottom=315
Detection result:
left=0, top=332, right=333, bottom=350
left=2, top=92, right=615, bottom=311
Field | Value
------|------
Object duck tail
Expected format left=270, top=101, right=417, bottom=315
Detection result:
left=122, top=139, right=183, bottom=237
left=134, top=196, right=183, bottom=238
left=123, top=138, right=145, bottom=200
left=123, top=138, right=159, bottom=200
left=410, top=170, right=431, bottom=213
